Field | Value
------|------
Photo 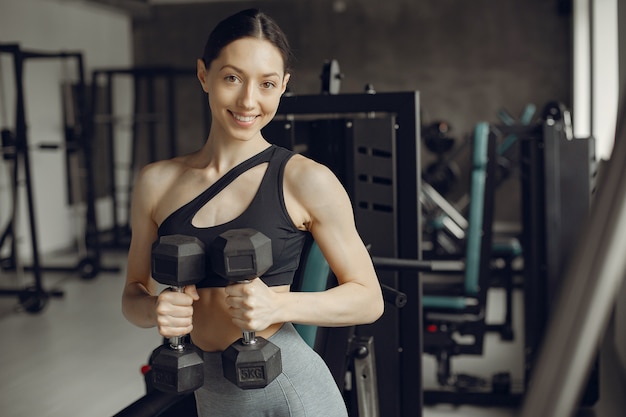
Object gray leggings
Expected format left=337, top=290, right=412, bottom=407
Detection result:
left=194, top=323, right=349, bottom=417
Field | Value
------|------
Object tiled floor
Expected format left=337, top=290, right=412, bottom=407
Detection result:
left=0, top=250, right=624, bottom=417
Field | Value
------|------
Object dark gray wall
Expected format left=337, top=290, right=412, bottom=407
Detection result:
left=132, top=0, right=572, bottom=222
left=134, top=0, right=571, bottom=128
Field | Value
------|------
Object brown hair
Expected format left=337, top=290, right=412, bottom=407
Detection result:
left=201, top=8, right=294, bottom=74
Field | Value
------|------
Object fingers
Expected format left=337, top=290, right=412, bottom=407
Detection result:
left=224, top=278, right=275, bottom=331
left=156, top=288, right=195, bottom=338
left=224, top=277, right=260, bottom=298
left=184, top=284, right=200, bottom=301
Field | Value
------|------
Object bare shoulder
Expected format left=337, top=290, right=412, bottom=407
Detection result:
left=135, top=156, right=188, bottom=193
left=283, top=153, right=342, bottom=197
left=131, top=156, right=192, bottom=219
left=283, top=153, right=352, bottom=229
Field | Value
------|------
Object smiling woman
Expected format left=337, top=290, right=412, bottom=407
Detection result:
left=121, top=8, right=384, bottom=417
left=197, top=37, right=289, bottom=142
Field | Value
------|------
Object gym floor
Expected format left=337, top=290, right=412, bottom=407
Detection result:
left=0, top=250, right=624, bottom=417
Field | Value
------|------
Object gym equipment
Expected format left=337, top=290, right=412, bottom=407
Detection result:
left=421, top=105, right=537, bottom=275
left=416, top=113, right=596, bottom=407
left=209, top=228, right=282, bottom=390
left=112, top=390, right=196, bottom=417
left=0, top=44, right=65, bottom=312
left=519, top=110, right=599, bottom=407
left=420, top=121, right=526, bottom=342
left=392, top=123, right=499, bottom=386
left=422, top=121, right=455, bottom=154
left=493, top=103, right=536, bottom=183
left=0, top=44, right=117, bottom=308
left=496, top=103, right=536, bottom=155
left=149, top=234, right=205, bottom=394
left=421, top=120, right=460, bottom=195
left=264, top=91, right=422, bottom=417
left=320, top=59, right=343, bottom=95
left=519, top=88, right=626, bottom=417
left=541, top=100, right=573, bottom=140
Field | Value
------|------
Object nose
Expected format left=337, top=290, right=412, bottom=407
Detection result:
left=237, top=81, right=256, bottom=109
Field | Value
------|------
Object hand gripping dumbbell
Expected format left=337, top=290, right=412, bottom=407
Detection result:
left=210, top=228, right=282, bottom=390
left=150, top=234, right=205, bottom=394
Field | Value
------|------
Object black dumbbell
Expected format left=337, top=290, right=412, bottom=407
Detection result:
left=150, top=234, right=205, bottom=394
left=210, top=228, right=282, bottom=390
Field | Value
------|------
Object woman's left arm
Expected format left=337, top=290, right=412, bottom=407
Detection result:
left=277, top=156, right=385, bottom=327
left=224, top=155, right=384, bottom=331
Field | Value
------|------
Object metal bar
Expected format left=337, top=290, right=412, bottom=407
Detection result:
left=380, top=284, right=407, bottom=309
left=12, top=45, right=44, bottom=292
left=372, top=256, right=464, bottom=273
left=77, top=53, right=105, bottom=273
left=351, top=336, right=380, bottom=417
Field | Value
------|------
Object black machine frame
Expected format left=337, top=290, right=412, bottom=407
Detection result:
left=268, top=91, right=423, bottom=417
left=519, top=122, right=599, bottom=407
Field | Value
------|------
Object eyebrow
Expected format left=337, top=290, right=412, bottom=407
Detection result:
left=220, top=64, right=281, bottom=79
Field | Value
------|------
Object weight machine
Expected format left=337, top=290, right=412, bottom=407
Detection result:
left=265, top=90, right=423, bottom=417
left=421, top=113, right=597, bottom=407
left=517, top=87, right=626, bottom=417
left=0, top=44, right=115, bottom=313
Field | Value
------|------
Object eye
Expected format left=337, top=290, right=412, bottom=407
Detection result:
left=261, top=81, right=277, bottom=89
left=224, top=75, right=240, bottom=83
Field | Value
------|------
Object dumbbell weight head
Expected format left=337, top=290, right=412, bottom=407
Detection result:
left=210, top=228, right=273, bottom=282
left=423, top=160, right=460, bottom=196
left=152, top=234, right=206, bottom=287
left=150, top=234, right=206, bottom=394
left=210, top=228, right=283, bottom=389
left=422, top=121, right=455, bottom=155
left=221, top=337, right=282, bottom=390
left=150, top=343, right=205, bottom=394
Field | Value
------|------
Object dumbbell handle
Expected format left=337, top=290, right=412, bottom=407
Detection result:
left=168, top=286, right=186, bottom=351
left=234, top=280, right=259, bottom=345
left=242, top=330, right=258, bottom=345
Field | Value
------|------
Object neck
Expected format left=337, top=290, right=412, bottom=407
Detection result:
left=198, top=136, right=271, bottom=173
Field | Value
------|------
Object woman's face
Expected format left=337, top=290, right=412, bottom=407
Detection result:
left=198, top=37, right=290, bottom=143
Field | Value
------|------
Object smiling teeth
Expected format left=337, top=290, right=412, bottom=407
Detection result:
left=234, top=114, right=255, bottom=122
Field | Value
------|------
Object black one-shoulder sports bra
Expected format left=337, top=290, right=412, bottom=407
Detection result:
left=157, top=145, right=308, bottom=288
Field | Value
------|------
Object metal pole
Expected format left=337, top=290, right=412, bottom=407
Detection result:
left=519, top=95, right=626, bottom=417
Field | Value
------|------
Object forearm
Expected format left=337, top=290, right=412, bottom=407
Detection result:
left=122, top=281, right=159, bottom=328
left=280, top=282, right=384, bottom=328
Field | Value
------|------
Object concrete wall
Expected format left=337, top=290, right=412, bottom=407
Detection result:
left=0, top=0, right=133, bottom=258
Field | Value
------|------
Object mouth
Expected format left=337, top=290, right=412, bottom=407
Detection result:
left=230, top=111, right=257, bottom=124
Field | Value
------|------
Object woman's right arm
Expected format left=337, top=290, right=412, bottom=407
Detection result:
left=121, top=163, right=198, bottom=336
left=122, top=164, right=161, bottom=328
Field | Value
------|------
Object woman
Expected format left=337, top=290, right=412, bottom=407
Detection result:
left=122, top=8, right=384, bottom=416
